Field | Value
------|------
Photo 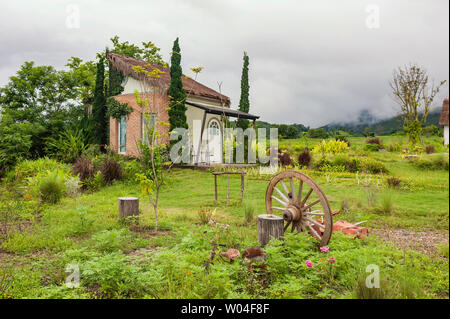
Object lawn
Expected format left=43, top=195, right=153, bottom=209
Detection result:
left=0, top=136, right=448, bottom=299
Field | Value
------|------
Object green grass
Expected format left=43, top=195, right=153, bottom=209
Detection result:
left=0, top=135, right=448, bottom=299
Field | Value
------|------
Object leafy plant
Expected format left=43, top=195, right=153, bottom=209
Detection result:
left=312, top=140, right=349, bottom=155
left=243, top=202, right=255, bottom=224
left=46, top=129, right=89, bottom=163
left=100, top=159, right=123, bottom=184
left=198, top=207, right=214, bottom=225
left=73, top=157, right=94, bottom=182
left=39, top=173, right=65, bottom=204
left=297, top=148, right=312, bottom=168
left=386, top=177, right=401, bottom=188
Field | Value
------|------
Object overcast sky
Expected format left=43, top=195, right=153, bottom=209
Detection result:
left=0, top=0, right=448, bottom=127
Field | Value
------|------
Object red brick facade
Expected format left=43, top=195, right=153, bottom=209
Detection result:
left=109, top=93, right=170, bottom=157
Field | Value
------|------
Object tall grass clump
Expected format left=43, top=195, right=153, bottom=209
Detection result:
left=244, top=202, right=255, bottom=224
left=39, top=174, right=65, bottom=204
left=379, top=192, right=394, bottom=214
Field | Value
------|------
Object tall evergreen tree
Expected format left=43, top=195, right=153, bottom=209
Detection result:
left=237, top=52, right=250, bottom=130
left=168, top=38, right=188, bottom=138
left=92, top=56, right=107, bottom=145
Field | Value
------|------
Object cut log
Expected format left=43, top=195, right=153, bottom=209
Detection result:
left=257, top=214, right=284, bottom=246
left=118, top=197, right=139, bottom=220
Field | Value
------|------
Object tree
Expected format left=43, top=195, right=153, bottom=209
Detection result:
left=0, top=61, right=84, bottom=159
left=167, top=38, right=188, bottom=140
left=132, top=66, right=171, bottom=232
left=91, top=56, right=107, bottom=146
left=237, top=52, right=250, bottom=130
left=390, top=64, right=446, bottom=145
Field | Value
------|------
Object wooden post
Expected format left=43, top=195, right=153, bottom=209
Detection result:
left=240, top=172, right=244, bottom=200
left=226, top=173, right=230, bottom=204
left=118, top=197, right=139, bottom=220
left=257, top=214, right=284, bottom=246
left=214, top=174, right=218, bottom=201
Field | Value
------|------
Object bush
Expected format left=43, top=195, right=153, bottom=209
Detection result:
left=297, top=148, right=312, bottom=168
left=388, top=143, right=402, bottom=152
left=46, top=129, right=89, bottom=163
left=314, top=155, right=387, bottom=174
left=39, top=174, right=65, bottom=204
left=100, top=159, right=123, bottom=184
left=8, top=158, right=71, bottom=185
left=312, top=140, right=349, bottom=155
left=425, top=145, right=435, bottom=154
left=335, top=135, right=351, bottom=146
left=386, top=177, right=401, bottom=188
left=364, top=143, right=380, bottom=152
left=365, top=138, right=382, bottom=146
left=73, top=157, right=94, bottom=182
left=412, top=156, right=449, bottom=171
left=198, top=207, right=214, bottom=225
left=278, top=150, right=293, bottom=166
left=244, top=202, right=255, bottom=224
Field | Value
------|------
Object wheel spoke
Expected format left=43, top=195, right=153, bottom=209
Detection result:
left=306, top=217, right=325, bottom=229
left=274, top=187, right=290, bottom=204
left=308, top=224, right=322, bottom=240
left=289, top=178, right=296, bottom=201
left=303, top=199, right=321, bottom=211
left=272, top=206, right=287, bottom=212
left=306, top=210, right=324, bottom=216
left=297, top=180, right=303, bottom=205
left=280, top=180, right=290, bottom=198
left=301, top=188, right=313, bottom=207
left=271, top=195, right=288, bottom=207
left=284, top=220, right=292, bottom=232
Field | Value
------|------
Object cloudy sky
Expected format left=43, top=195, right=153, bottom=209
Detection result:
left=0, top=0, right=448, bottom=127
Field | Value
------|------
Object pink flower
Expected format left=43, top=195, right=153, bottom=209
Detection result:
left=305, top=260, right=313, bottom=268
left=329, top=256, right=336, bottom=264
left=320, top=246, right=329, bottom=252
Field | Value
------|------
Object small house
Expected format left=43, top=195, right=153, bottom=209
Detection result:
left=106, top=53, right=259, bottom=164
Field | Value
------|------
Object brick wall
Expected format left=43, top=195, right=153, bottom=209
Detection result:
left=109, top=93, right=170, bottom=157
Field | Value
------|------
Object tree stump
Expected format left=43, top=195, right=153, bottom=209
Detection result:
left=118, top=197, right=139, bottom=220
left=257, top=214, right=284, bottom=246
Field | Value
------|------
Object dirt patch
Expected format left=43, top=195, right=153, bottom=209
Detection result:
left=373, top=228, right=449, bottom=257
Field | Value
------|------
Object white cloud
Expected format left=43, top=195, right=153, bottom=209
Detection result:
left=0, top=0, right=448, bottom=127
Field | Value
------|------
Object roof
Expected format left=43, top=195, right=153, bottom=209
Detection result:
left=439, top=98, right=449, bottom=126
left=186, top=101, right=259, bottom=120
left=107, top=52, right=230, bottom=105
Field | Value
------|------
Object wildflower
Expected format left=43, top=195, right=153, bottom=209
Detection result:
left=320, top=246, right=329, bottom=252
left=305, top=260, right=313, bottom=268
left=275, top=292, right=280, bottom=296
left=225, top=282, right=231, bottom=286
left=25, top=194, right=32, bottom=200
left=187, top=270, right=191, bottom=275
left=329, top=257, right=336, bottom=264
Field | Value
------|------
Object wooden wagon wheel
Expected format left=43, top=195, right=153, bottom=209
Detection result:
left=265, top=170, right=333, bottom=246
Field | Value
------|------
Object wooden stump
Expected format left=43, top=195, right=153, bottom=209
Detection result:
left=257, top=214, right=284, bottom=246
left=118, top=197, right=139, bottom=220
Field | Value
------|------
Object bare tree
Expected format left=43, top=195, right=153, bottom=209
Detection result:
left=390, top=63, right=446, bottom=145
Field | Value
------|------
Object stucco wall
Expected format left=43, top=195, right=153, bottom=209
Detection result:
left=444, top=126, right=449, bottom=145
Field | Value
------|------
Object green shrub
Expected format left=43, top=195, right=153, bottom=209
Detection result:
left=412, top=156, right=449, bottom=171
left=8, top=158, right=71, bottom=185
left=198, top=207, right=214, bottom=225
left=39, top=174, right=65, bottom=204
left=364, top=143, right=380, bottom=152
left=312, top=140, right=349, bottom=155
left=314, top=155, right=387, bottom=174
left=46, top=129, right=89, bottom=163
left=244, top=202, right=255, bottom=224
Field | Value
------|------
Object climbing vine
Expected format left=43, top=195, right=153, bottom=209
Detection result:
left=106, top=97, right=133, bottom=120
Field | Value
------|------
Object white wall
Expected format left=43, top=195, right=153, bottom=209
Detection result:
left=444, top=126, right=449, bottom=145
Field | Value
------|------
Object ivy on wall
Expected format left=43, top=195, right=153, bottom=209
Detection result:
left=108, top=62, right=125, bottom=97
left=106, top=97, right=133, bottom=120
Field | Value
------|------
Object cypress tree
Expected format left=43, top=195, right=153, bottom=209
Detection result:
left=92, top=56, right=107, bottom=146
left=236, top=52, right=250, bottom=130
left=168, top=38, right=188, bottom=138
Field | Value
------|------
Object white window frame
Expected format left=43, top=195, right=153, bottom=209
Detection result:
left=118, top=116, right=126, bottom=154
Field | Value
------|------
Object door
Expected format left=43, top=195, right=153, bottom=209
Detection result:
left=206, top=119, right=222, bottom=163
